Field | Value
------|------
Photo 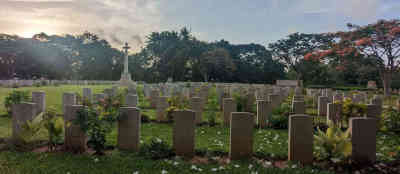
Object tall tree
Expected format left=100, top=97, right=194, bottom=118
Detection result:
left=268, top=33, right=334, bottom=80
left=308, top=19, right=400, bottom=96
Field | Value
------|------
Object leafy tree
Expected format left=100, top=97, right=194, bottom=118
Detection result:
left=269, top=33, right=334, bottom=80
left=198, top=48, right=235, bottom=82
left=309, top=19, right=400, bottom=96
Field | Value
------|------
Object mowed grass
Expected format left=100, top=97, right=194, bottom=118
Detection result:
left=0, top=85, right=114, bottom=115
left=0, top=85, right=399, bottom=173
left=0, top=151, right=335, bottom=174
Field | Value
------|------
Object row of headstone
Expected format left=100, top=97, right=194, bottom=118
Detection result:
left=289, top=114, right=377, bottom=164
left=11, top=88, right=377, bottom=164
left=0, top=80, right=120, bottom=87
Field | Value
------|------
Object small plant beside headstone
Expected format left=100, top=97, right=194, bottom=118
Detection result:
left=4, top=90, right=30, bottom=116
left=314, top=123, right=352, bottom=164
left=42, top=107, right=64, bottom=152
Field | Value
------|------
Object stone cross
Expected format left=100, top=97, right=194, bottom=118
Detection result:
left=123, top=42, right=130, bottom=74
left=120, top=42, right=132, bottom=85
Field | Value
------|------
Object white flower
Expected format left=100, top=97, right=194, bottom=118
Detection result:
left=198, top=168, right=203, bottom=172
left=218, top=166, right=225, bottom=170
left=265, top=161, right=272, bottom=166
left=273, top=135, right=279, bottom=141
left=330, top=158, right=341, bottom=163
left=156, top=138, right=162, bottom=143
left=217, top=131, right=221, bottom=135
left=234, top=164, right=240, bottom=168
left=133, top=171, right=139, bottom=174
left=211, top=168, right=218, bottom=172
left=161, top=170, right=168, bottom=174
left=191, top=165, right=197, bottom=170
left=251, top=171, right=258, bottom=174
left=248, top=164, right=253, bottom=169
left=201, top=131, right=205, bottom=134
left=291, top=164, right=297, bottom=168
left=173, top=161, right=179, bottom=166
left=93, top=158, right=99, bottom=163
left=140, top=140, right=144, bottom=144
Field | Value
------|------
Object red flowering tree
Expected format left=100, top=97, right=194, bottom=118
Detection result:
left=309, top=19, right=400, bottom=96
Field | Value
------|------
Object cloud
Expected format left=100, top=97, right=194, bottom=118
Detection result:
left=0, top=0, right=162, bottom=51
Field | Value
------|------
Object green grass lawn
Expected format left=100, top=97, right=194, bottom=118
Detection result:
left=0, top=150, right=335, bottom=174
left=0, top=85, right=114, bottom=115
left=0, top=85, right=399, bottom=174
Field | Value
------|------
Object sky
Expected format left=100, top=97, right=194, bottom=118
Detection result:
left=1, top=0, right=399, bottom=52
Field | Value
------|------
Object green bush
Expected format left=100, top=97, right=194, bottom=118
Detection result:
left=73, top=106, right=116, bottom=155
left=42, top=106, right=64, bottom=151
left=269, top=103, right=291, bottom=129
left=314, top=124, right=352, bottom=163
left=341, top=98, right=367, bottom=126
left=381, top=107, right=400, bottom=132
left=33, top=82, right=41, bottom=87
left=166, top=96, right=188, bottom=122
left=141, top=114, right=151, bottom=123
left=4, top=90, right=30, bottom=116
left=16, top=115, right=45, bottom=151
left=140, top=138, right=174, bottom=160
left=232, top=92, right=248, bottom=112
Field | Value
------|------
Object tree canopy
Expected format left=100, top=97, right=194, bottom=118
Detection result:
left=1, top=19, right=398, bottom=88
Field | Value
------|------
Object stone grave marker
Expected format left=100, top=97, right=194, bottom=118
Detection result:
left=118, top=107, right=141, bottom=151
left=173, top=110, right=196, bottom=158
left=230, top=112, right=254, bottom=160
left=288, top=114, right=313, bottom=164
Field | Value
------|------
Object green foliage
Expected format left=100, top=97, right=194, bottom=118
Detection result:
left=4, top=90, right=30, bottom=115
left=269, top=103, right=291, bottom=129
left=73, top=106, right=116, bottom=155
left=232, top=92, right=248, bottom=112
left=17, top=114, right=45, bottom=150
left=166, top=96, right=188, bottom=122
left=205, top=95, right=219, bottom=126
left=381, top=107, right=400, bottom=132
left=141, top=114, right=151, bottom=123
left=98, top=94, right=123, bottom=122
left=42, top=106, right=64, bottom=151
left=314, top=124, right=352, bottom=163
left=33, top=82, right=42, bottom=87
left=140, top=138, right=174, bottom=160
left=341, top=98, right=366, bottom=125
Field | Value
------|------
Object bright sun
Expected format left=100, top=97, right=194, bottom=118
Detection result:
left=19, top=31, right=38, bottom=38
left=19, top=27, right=56, bottom=38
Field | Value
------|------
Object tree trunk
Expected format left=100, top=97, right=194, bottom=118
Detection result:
left=382, top=70, right=392, bottom=97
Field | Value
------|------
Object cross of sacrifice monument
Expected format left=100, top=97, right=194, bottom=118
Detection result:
left=120, top=42, right=133, bottom=86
